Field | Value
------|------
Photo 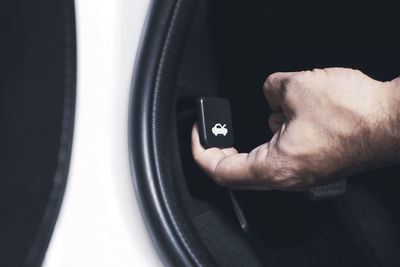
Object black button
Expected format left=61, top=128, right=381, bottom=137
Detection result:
left=196, top=97, right=234, bottom=148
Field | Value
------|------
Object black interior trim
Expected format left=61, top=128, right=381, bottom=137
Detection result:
left=24, top=0, right=77, bottom=266
left=0, top=0, right=76, bottom=265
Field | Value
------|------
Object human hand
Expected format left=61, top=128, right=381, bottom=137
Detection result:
left=192, top=68, right=400, bottom=191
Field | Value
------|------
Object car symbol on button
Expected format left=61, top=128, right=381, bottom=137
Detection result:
left=212, top=123, right=228, bottom=136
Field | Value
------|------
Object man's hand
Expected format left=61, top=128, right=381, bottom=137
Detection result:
left=192, top=68, right=400, bottom=191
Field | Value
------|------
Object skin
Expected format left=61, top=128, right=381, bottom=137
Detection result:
left=191, top=67, right=400, bottom=191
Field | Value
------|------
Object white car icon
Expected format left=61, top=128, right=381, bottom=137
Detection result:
left=212, top=123, right=228, bottom=136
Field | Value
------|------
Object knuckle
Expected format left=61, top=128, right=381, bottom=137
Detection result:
left=281, top=77, right=293, bottom=93
left=311, top=68, right=323, bottom=74
left=264, top=72, right=285, bottom=89
left=281, top=75, right=308, bottom=103
left=263, top=74, right=275, bottom=91
left=288, top=73, right=306, bottom=85
left=282, top=74, right=302, bottom=92
left=248, top=145, right=270, bottom=180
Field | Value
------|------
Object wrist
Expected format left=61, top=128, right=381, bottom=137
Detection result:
left=387, top=78, right=400, bottom=129
left=381, top=78, right=400, bottom=163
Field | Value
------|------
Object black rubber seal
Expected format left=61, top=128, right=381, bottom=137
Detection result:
left=129, top=0, right=218, bottom=266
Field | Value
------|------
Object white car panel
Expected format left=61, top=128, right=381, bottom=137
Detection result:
left=43, top=0, right=161, bottom=266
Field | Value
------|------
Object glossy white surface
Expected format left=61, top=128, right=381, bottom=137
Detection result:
left=43, top=0, right=162, bottom=266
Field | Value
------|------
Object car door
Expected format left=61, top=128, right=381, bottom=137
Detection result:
left=0, top=0, right=76, bottom=266
left=129, top=0, right=400, bottom=266
left=1, top=0, right=160, bottom=266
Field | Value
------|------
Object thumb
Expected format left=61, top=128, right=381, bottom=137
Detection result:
left=192, top=123, right=280, bottom=188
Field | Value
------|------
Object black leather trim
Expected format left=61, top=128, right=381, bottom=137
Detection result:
left=129, top=0, right=217, bottom=266
left=24, top=0, right=76, bottom=266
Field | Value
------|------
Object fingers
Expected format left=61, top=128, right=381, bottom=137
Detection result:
left=192, top=124, right=274, bottom=188
left=263, top=72, right=297, bottom=111
left=192, top=124, right=250, bottom=185
left=268, top=112, right=285, bottom=133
